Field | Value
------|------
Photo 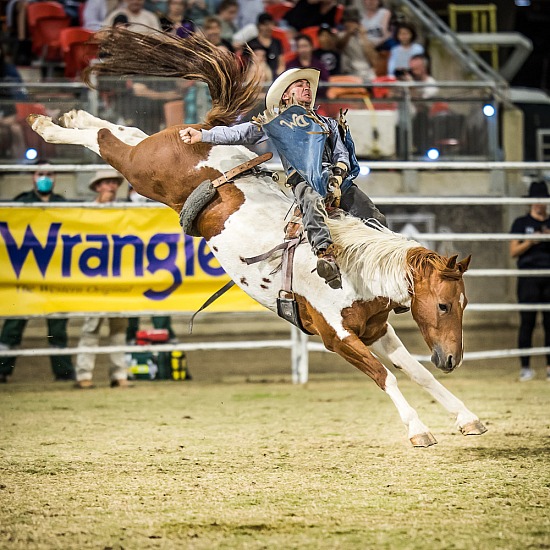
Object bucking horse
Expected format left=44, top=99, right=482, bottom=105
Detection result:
left=27, top=29, right=487, bottom=446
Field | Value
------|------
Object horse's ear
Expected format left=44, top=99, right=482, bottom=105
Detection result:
left=457, top=255, right=472, bottom=273
left=446, top=254, right=458, bottom=270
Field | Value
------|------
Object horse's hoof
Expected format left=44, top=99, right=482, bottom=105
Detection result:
left=410, top=432, right=437, bottom=447
left=59, top=109, right=77, bottom=128
left=460, top=420, right=488, bottom=436
left=26, top=114, right=39, bottom=126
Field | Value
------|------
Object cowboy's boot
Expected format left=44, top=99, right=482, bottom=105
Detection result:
left=317, top=244, right=342, bottom=289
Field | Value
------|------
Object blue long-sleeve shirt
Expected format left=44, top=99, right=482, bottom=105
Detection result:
left=201, top=117, right=350, bottom=175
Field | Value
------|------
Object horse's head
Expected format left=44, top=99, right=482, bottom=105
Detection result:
left=409, top=251, right=471, bottom=373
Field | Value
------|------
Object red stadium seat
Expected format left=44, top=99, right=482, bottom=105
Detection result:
left=271, top=26, right=292, bottom=54
left=334, top=3, right=344, bottom=25
left=326, top=75, right=367, bottom=99
left=27, top=2, right=70, bottom=61
left=300, top=26, right=320, bottom=49
left=59, top=27, right=98, bottom=78
left=265, top=2, right=294, bottom=22
left=15, top=103, right=55, bottom=156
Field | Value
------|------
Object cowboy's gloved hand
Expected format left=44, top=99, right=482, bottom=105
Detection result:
left=328, top=162, right=348, bottom=207
left=328, top=162, right=348, bottom=189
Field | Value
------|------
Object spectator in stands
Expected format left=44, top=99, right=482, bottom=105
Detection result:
left=387, top=21, right=424, bottom=77
left=5, top=0, right=33, bottom=64
left=0, top=159, right=75, bottom=384
left=216, top=0, right=239, bottom=43
left=74, top=170, right=130, bottom=389
left=237, top=0, right=278, bottom=29
left=283, top=0, right=340, bottom=32
left=243, top=13, right=284, bottom=80
left=247, top=46, right=275, bottom=84
left=0, top=44, right=26, bottom=159
left=361, top=0, right=396, bottom=51
left=407, top=54, right=438, bottom=100
left=232, top=10, right=276, bottom=51
left=202, top=16, right=234, bottom=52
left=286, top=34, right=330, bottom=86
left=159, top=0, right=196, bottom=36
left=510, top=180, right=550, bottom=382
left=314, top=23, right=341, bottom=77
left=394, top=54, right=439, bottom=153
left=185, top=0, right=211, bottom=27
left=103, top=0, right=161, bottom=32
left=336, top=7, right=378, bottom=83
left=83, top=0, right=124, bottom=31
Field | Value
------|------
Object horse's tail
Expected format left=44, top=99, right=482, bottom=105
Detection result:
left=84, top=28, right=262, bottom=127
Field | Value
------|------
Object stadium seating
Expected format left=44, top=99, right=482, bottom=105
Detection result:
left=271, top=27, right=292, bottom=54
left=59, top=27, right=98, bottom=78
left=27, top=1, right=70, bottom=61
left=265, top=1, right=293, bottom=22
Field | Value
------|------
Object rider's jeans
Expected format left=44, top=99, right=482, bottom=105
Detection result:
left=292, top=179, right=332, bottom=254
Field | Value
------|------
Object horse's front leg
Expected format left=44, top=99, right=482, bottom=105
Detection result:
left=370, top=324, right=487, bottom=436
left=330, top=333, right=437, bottom=447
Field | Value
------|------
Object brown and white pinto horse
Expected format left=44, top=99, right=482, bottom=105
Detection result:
left=27, top=29, right=487, bottom=446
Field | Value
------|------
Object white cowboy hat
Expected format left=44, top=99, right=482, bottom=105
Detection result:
left=265, top=68, right=321, bottom=111
left=88, top=169, right=124, bottom=191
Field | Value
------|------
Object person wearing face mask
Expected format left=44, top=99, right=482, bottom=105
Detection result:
left=0, top=160, right=75, bottom=383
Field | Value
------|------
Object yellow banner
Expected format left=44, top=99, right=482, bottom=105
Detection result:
left=0, top=206, right=263, bottom=315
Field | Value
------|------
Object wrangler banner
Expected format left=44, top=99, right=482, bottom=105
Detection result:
left=0, top=206, right=262, bottom=316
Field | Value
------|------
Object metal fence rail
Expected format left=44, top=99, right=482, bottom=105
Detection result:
left=3, top=163, right=550, bottom=381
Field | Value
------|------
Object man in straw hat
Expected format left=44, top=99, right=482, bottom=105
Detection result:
left=510, top=180, right=550, bottom=382
left=74, top=169, right=132, bottom=389
left=179, top=67, right=384, bottom=289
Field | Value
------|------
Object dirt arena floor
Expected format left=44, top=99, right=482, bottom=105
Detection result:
left=1, top=315, right=549, bottom=549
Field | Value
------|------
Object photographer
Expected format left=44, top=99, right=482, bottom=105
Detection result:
left=510, top=180, right=550, bottom=382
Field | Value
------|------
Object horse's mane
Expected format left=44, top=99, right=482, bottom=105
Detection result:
left=328, top=215, right=460, bottom=302
left=84, top=29, right=262, bottom=127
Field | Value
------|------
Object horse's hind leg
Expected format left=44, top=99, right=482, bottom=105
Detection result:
left=330, top=333, right=437, bottom=447
left=28, top=114, right=102, bottom=156
left=370, top=324, right=487, bottom=436
left=59, top=109, right=148, bottom=145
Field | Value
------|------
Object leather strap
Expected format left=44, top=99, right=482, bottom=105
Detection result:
left=211, top=152, right=273, bottom=188
left=188, top=280, right=236, bottom=334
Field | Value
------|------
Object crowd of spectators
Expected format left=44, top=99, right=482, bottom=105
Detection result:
left=1, top=0, right=442, bottom=156
left=2, top=0, right=428, bottom=85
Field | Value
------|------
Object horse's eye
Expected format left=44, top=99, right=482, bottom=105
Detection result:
left=438, top=303, right=449, bottom=313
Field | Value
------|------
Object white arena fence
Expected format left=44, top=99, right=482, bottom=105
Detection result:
left=2, top=161, right=550, bottom=383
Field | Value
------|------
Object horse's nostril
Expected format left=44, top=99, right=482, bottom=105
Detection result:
left=447, top=355, right=455, bottom=370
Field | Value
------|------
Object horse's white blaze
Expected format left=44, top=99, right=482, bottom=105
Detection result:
left=371, top=325, right=480, bottom=428
left=459, top=292, right=465, bottom=309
